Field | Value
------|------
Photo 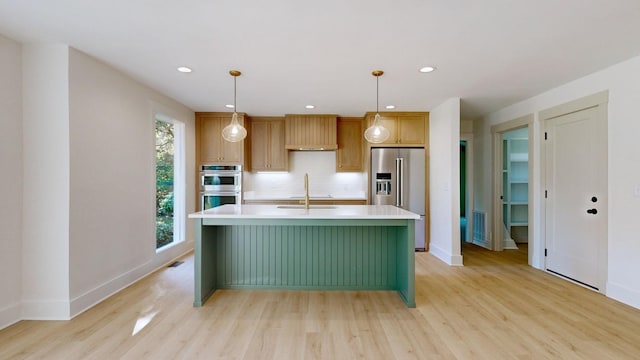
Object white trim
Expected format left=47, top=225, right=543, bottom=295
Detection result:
left=539, top=91, right=608, bottom=120
left=491, top=114, right=534, bottom=254
left=69, top=244, right=193, bottom=319
left=154, top=114, right=187, bottom=250
left=607, top=281, right=640, bottom=310
left=0, top=303, right=21, bottom=330
left=21, top=300, right=71, bottom=321
left=19, top=242, right=193, bottom=320
left=429, top=242, right=464, bottom=266
left=472, top=238, right=491, bottom=249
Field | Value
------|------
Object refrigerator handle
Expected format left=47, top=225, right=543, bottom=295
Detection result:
left=396, top=157, right=403, bottom=207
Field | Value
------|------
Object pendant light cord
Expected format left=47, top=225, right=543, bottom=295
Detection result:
left=376, top=75, right=379, bottom=114
left=234, top=75, right=237, bottom=112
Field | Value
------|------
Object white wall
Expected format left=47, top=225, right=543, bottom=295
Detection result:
left=22, top=44, right=72, bottom=319
left=0, top=34, right=23, bottom=327
left=479, top=54, right=640, bottom=309
left=0, top=39, right=196, bottom=327
left=67, top=48, right=196, bottom=316
left=429, top=97, right=463, bottom=265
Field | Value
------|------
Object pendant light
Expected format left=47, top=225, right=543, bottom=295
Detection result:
left=364, top=70, right=390, bottom=143
left=222, top=70, right=247, bottom=142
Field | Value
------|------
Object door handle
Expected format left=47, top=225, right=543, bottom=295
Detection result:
left=586, top=208, right=598, bottom=215
left=396, top=158, right=403, bottom=207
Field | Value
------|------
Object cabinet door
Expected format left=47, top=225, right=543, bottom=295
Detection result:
left=365, top=113, right=427, bottom=145
left=220, top=136, right=243, bottom=163
left=199, top=116, right=224, bottom=163
left=250, top=117, right=287, bottom=171
left=219, top=115, right=245, bottom=163
left=197, top=113, right=246, bottom=165
left=398, top=115, right=425, bottom=145
left=250, top=120, right=269, bottom=170
left=337, top=118, right=363, bottom=171
left=268, top=119, right=287, bottom=171
left=377, top=115, right=399, bottom=144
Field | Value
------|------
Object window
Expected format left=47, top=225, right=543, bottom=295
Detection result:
left=155, top=116, right=185, bottom=249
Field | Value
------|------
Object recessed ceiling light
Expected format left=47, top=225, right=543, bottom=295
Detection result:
left=305, top=105, right=315, bottom=109
left=177, top=66, right=192, bottom=73
left=225, top=104, right=235, bottom=109
left=385, top=105, right=396, bottom=109
left=419, top=66, right=436, bottom=73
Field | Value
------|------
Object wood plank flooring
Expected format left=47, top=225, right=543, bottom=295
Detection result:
left=2, top=243, right=640, bottom=359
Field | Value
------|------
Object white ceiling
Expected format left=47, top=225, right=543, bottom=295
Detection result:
left=2, top=0, right=640, bottom=119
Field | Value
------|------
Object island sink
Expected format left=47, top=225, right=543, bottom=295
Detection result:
left=277, top=205, right=337, bottom=209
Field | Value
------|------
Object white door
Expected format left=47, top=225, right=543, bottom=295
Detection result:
left=545, top=105, right=607, bottom=290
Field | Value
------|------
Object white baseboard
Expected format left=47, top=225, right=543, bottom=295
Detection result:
left=21, top=300, right=71, bottom=320
left=607, top=281, right=640, bottom=310
left=0, top=302, right=21, bottom=330
left=472, top=239, right=491, bottom=249
left=69, top=240, right=193, bottom=318
left=69, top=259, right=154, bottom=318
left=503, top=238, right=519, bottom=250
left=6, top=241, right=194, bottom=323
left=15, top=241, right=193, bottom=320
left=429, top=243, right=464, bottom=266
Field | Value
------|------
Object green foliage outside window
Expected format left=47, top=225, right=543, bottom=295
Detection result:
left=156, top=120, right=174, bottom=248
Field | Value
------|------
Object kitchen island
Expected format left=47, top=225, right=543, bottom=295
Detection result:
left=188, top=204, right=418, bottom=307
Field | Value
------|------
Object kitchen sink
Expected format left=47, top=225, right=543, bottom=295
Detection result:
left=277, top=205, right=337, bottom=209
left=288, top=195, right=332, bottom=199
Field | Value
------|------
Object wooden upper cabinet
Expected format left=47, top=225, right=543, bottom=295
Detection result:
left=397, top=115, right=427, bottom=144
left=250, top=117, right=288, bottom=172
left=365, top=112, right=429, bottom=145
left=284, top=114, right=338, bottom=150
left=196, top=112, right=248, bottom=165
left=336, top=117, right=363, bottom=172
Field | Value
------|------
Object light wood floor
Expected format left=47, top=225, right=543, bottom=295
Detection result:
left=2, top=243, right=640, bottom=359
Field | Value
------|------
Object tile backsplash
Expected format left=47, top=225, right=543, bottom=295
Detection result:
left=243, top=151, right=366, bottom=197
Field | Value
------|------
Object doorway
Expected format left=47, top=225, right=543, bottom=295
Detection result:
left=460, top=134, right=474, bottom=245
left=502, top=127, right=529, bottom=249
left=460, top=141, right=467, bottom=242
left=491, top=115, right=533, bottom=263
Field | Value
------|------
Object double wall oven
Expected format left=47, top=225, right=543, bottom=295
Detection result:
left=200, top=165, right=242, bottom=210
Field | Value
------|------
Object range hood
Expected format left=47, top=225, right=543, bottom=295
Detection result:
left=285, top=114, right=338, bottom=151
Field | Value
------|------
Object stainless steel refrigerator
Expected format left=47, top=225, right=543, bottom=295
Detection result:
left=370, top=148, right=426, bottom=250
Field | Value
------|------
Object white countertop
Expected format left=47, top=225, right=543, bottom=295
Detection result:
left=188, top=204, right=419, bottom=220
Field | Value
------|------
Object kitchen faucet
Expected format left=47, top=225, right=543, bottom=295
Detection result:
left=304, top=173, right=310, bottom=209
